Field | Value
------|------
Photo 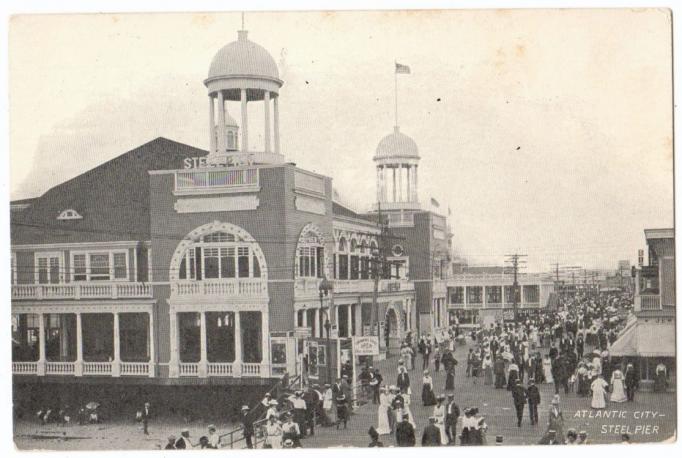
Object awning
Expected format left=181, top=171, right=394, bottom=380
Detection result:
left=610, top=319, right=675, bottom=358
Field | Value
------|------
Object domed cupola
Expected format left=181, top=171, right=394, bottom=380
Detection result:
left=374, top=126, right=421, bottom=211
left=204, top=29, right=284, bottom=165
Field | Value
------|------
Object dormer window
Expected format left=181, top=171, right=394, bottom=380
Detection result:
left=57, top=209, right=82, bottom=220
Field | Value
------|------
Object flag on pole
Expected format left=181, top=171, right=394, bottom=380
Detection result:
left=448, top=206, right=452, bottom=216
left=395, top=62, right=411, bottom=74
left=430, top=197, right=440, bottom=208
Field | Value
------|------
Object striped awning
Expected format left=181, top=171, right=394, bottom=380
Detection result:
left=610, top=319, right=675, bottom=357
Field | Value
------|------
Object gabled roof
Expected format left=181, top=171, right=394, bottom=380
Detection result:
left=11, top=137, right=207, bottom=245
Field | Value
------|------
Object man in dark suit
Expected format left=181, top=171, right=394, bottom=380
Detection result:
left=371, top=368, right=383, bottom=404
left=445, top=394, right=460, bottom=445
left=397, top=366, right=410, bottom=394
left=527, top=379, right=541, bottom=425
left=141, top=402, right=151, bottom=435
left=396, top=413, right=416, bottom=446
left=241, top=405, right=255, bottom=449
left=421, top=417, right=442, bottom=446
left=511, top=380, right=527, bottom=427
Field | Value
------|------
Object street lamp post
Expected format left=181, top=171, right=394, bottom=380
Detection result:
left=319, top=277, right=333, bottom=384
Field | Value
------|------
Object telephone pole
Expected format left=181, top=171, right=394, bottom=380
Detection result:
left=505, top=254, right=527, bottom=322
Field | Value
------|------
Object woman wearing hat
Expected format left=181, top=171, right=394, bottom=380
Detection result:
left=421, top=370, right=437, bottom=406
left=376, top=386, right=391, bottom=435
left=264, top=415, right=283, bottom=449
left=590, top=373, right=609, bottom=409
left=432, top=394, right=448, bottom=445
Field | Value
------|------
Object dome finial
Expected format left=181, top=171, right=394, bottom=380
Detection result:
left=238, top=12, right=248, bottom=41
left=394, top=125, right=400, bottom=133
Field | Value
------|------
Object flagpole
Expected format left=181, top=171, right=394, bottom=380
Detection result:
left=394, top=60, right=398, bottom=128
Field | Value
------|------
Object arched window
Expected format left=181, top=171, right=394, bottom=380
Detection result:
left=178, top=230, right=261, bottom=281
left=297, top=229, right=324, bottom=279
left=227, top=132, right=235, bottom=149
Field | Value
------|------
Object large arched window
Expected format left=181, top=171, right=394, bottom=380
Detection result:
left=297, top=226, right=325, bottom=279
left=177, top=230, right=262, bottom=281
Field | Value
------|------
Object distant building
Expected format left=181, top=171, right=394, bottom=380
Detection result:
left=611, top=228, right=675, bottom=388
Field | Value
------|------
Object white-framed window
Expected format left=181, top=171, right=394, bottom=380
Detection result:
left=297, top=231, right=324, bottom=279
left=177, top=231, right=261, bottom=281
left=70, top=250, right=129, bottom=282
left=34, top=252, right=64, bottom=284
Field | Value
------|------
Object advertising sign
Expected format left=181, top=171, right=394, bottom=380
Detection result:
left=352, top=336, right=380, bottom=356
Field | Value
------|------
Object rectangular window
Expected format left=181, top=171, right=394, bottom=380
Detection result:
left=220, top=247, right=235, bottom=278
left=36, top=253, right=62, bottom=284
left=338, top=255, right=349, bottom=280
left=486, top=286, right=502, bottom=304
left=316, top=247, right=324, bottom=278
left=37, top=258, right=49, bottom=284
left=350, top=256, right=359, bottom=280
left=504, top=285, right=521, bottom=304
left=238, top=247, right=250, bottom=278
left=523, top=285, right=540, bottom=303
left=467, top=286, right=483, bottom=304
left=73, top=254, right=87, bottom=281
left=89, top=254, right=110, bottom=281
left=449, top=286, right=464, bottom=304
left=203, top=248, right=220, bottom=279
left=113, top=253, right=127, bottom=280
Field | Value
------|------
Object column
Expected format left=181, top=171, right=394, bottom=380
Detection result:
left=413, top=165, right=418, bottom=202
left=240, top=88, right=248, bottom=152
left=148, top=311, right=155, bottom=377
left=37, top=313, right=46, bottom=376
left=302, top=309, right=308, bottom=328
left=264, top=91, right=271, bottom=152
left=112, top=312, right=121, bottom=377
left=347, top=304, right=353, bottom=337
left=169, top=312, right=179, bottom=378
left=261, top=311, right=270, bottom=377
left=75, top=313, right=83, bottom=376
left=209, top=95, right=216, bottom=154
left=398, top=164, right=403, bottom=202
left=376, top=167, right=381, bottom=203
left=234, top=312, right=242, bottom=376
left=217, top=91, right=226, bottom=153
left=314, top=308, right=321, bottom=338
left=392, top=166, right=397, bottom=202
left=406, top=165, right=411, bottom=202
left=199, top=312, right=207, bottom=377
left=273, top=96, right=280, bottom=154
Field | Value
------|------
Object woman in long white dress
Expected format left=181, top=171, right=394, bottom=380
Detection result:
left=610, top=369, right=627, bottom=403
left=543, top=355, right=554, bottom=384
left=376, top=387, right=391, bottom=435
left=432, top=395, right=448, bottom=445
left=590, top=375, right=609, bottom=409
left=264, top=416, right=283, bottom=449
left=400, top=391, right=417, bottom=428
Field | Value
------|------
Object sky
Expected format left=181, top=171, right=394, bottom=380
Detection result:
left=8, top=9, right=674, bottom=273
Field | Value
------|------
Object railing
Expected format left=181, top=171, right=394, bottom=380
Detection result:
left=172, top=279, right=267, bottom=297
left=83, top=361, right=112, bottom=375
left=179, top=363, right=200, bottom=377
left=12, top=282, right=153, bottom=300
left=333, top=279, right=414, bottom=294
left=637, top=294, right=662, bottom=311
left=241, top=363, right=261, bottom=376
left=12, top=362, right=38, bottom=374
left=46, top=361, right=75, bottom=375
left=208, top=362, right=233, bottom=376
left=294, top=277, right=322, bottom=294
left=175, top=168, right=259, bottom=193
left=121, top=362, right=150, bottom=376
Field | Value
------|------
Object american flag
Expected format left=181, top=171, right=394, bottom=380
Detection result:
left=395, top=62, right=411, bottom=74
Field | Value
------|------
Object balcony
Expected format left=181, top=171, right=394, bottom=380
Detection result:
left=13, top=361, right=154, bottom=377
left=12, top=282, right=153, bottom=301
left=171, top=279, right=267, bottom=298
left=635, top=294, right=662, bottom=311
left=173, top=167, right=259, bottom=196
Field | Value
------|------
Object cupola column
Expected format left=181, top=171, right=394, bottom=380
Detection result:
left=406, top=165, right=411, bottom=202
left=209, top=95, right=217, bottom=154
left=217, top=91, right=226, bottom=153
left=264, top=91, right=271, bottom=153
left=240, top=88, right=249, bottom=152
left=392, top=166, right=397, bottom=202
left=376, top=167, right=381, bottom=203
left=273, top=96, right=280, bottom=154
left=398, top=163, right=403, bottom=202
left=414, top=165, right=419, bottom=202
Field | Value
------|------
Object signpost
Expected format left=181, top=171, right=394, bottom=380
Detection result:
left=352, top=336, right=380, bottom=406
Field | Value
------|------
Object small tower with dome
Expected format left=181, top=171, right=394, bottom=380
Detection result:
left=204, top=27, right=284, bottom=165
left=374, top=126, right=421, bottom=211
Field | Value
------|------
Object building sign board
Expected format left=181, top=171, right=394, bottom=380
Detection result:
left=352, top=336, right=380, bottom=356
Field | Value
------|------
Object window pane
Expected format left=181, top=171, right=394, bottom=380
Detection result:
left=49, top=258, right=60, bottom=284
left=73, top=254, right=87, bottom=281
left=38, top=258, right=48, bottom=284
left=316, top=247, right=324, bottom=278
left=90, top=254, right=110, bottom=280
left=238, top=253, right=249, bottom=278
left=113, top=253, right=127, bottom=279
left=338, top=255, right=348, bottom=280
left=204, top=256, right=219, bottom=279
left=252, top=256, right=261, bottom=277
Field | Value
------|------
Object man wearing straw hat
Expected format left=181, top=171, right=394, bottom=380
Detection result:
left=240, top=405, right=255, bottom=449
